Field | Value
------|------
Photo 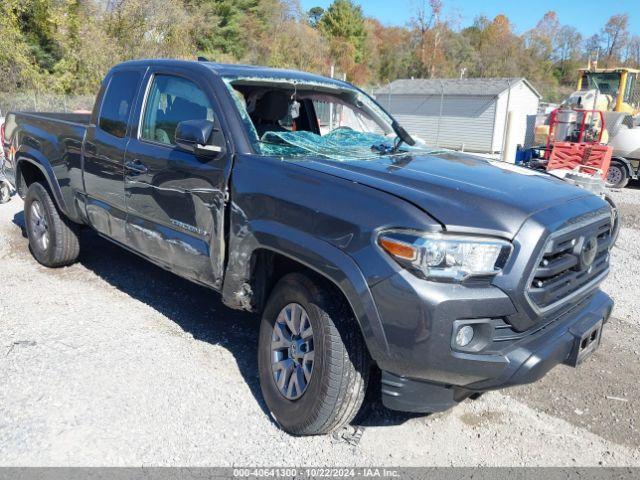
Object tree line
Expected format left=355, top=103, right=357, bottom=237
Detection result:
left=0, top=0, right=638, bottom=102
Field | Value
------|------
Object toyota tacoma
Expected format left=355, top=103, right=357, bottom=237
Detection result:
left=2, top=60, right=615, bottom=435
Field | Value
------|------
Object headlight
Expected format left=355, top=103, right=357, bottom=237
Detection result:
left=378, top=230, right=512, bottom=281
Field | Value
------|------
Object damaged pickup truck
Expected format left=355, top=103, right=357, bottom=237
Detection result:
left=2, top=60, right=616, bottom=435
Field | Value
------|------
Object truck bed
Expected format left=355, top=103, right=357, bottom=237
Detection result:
left=13, top=111, right=92, bottom=125
left=2, top=110, right=92, bottom=217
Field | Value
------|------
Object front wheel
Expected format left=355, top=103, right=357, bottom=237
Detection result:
left=258, top=272, right=369, bottom=435
left=606, top=161, right=629, bottom=189
left=24, top=182, right=80, bottom=267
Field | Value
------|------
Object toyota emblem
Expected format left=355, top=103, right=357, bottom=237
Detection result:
left=579, top=237, right=598, bottom=270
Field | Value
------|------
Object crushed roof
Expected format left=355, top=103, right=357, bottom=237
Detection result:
left=374, top=77, right=541, bottom=98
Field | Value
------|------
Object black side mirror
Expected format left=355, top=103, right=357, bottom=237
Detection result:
left=392, top=120, right=415, bottom=147
left=175, top=119, right=223, bottom=157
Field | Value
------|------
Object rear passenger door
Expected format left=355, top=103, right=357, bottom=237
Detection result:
left=83, top=69, right=144, bottom=243
left=123, top=69, right=231, bottom=288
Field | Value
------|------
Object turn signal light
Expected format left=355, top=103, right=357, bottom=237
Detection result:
left=378, top=237, right=417, bottom=261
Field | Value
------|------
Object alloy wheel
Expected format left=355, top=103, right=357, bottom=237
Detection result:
left=29, top=200, right=49, bottom=251
left=270, top=303, right=315, bottom=400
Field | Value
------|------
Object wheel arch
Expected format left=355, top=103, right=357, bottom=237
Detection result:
left=611, top=156, right=634, bottom=178
left=221, top=221, right=390, bottom=362
left=15, top=150, right=67, bottom=214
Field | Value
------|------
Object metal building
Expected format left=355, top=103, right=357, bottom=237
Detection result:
left=375, top=78, right=541, bottom=153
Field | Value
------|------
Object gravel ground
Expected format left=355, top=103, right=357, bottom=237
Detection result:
left=0, top=183, right=639, bottom=466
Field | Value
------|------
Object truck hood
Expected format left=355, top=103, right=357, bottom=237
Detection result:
left=292, top=151, right=593, bottom=238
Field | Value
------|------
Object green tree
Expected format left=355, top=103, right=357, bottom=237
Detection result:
left=105, top=0, right=193, bottom=60
left=319, top=0, right=367, bottom=80
left=0, top=0, right=41, bottom=91
left=189, top=0, right=259, bottom=60
left=15, top=0, right=62, bottom=73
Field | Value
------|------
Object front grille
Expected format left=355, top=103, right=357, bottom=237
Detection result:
left=527, top=212, right=613, bottom=312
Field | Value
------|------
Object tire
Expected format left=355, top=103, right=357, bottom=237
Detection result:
left=258, top=272, right=369, bottom=435
left=24, top=182, right=80, bottom=267
left=605, top=161, right=629, bottom=189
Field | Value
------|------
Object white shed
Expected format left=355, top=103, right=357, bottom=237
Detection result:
left=374, top=78, right=541, bottom=153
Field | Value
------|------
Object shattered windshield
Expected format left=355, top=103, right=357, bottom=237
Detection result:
left=223, top=75, right=430, bottom=160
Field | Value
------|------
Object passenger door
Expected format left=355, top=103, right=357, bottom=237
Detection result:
left=123, top=71, right=231, bottom=288
left=83, top=69, right=144, bottom=243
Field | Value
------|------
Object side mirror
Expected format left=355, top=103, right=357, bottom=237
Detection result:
left=392, top=120, right=415, bottom=147
left=175, top=119, right=223, bottom=157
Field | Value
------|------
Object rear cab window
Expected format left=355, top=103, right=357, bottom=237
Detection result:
left=98, top=70, right=143, bottom=138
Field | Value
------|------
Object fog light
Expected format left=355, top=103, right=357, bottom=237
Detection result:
left=456, top=325, right=474, bottom=347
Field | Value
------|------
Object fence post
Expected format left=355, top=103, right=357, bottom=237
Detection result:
left=501, top=79, right=512, bottom=162
left=435, top=80, right=444, bottom=148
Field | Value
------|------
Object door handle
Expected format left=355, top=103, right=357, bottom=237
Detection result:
left=125, top=160, right=148, bottom=175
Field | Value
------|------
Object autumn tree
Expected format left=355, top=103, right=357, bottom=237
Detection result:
left=408, top=0, right=447, bottom=78
left=555, top=25, right=582, bottom=83
left=463, top=15, right=523, bottom=78
left=0, top=0, right=637, bottom=103
left=319, top=0, right=368, bottom=81
left=525, top=11, right=560, bottom=74
left=601, top=14, right=629, bottom=66
left=625, top=36, right=640, bottom=68
left=366, top=19, right=412, bottom=83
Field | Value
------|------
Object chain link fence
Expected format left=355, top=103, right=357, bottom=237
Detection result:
left=0, top=93, right=95, bottom=117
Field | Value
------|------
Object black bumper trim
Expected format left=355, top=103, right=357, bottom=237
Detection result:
left=381, top=371, right=471, bottom=413
left=380, top=291, right=613, bottom=413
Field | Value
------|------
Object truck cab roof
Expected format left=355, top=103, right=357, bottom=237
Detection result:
left=115, top=59, right=349, bottom=89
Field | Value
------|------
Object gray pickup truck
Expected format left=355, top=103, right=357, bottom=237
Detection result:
left=2, top=60, right=615, bottom=435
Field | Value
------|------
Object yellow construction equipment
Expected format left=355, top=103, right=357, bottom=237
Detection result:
left=533, top=64, right=640, bottom=188
left=576, top=66, right=640, bottom=114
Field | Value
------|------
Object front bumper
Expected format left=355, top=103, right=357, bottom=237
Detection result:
left=378, top=288, right=613, bottom=413
left=360, top=195, right=614, bottom=414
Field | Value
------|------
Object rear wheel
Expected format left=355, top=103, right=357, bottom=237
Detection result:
left=258, top=272, right=369, bottom=435
left=606, top=161, right=629, bottom=189
left=24, top=182, right=80, bottom=267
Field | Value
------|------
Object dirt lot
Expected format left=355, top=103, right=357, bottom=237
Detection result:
left=1, top=183, right=639, bottom=466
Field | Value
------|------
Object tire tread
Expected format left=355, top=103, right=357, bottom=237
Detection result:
left=260, top=272, right=369, bottom=436
left=25, top=182, right=80, bottom=267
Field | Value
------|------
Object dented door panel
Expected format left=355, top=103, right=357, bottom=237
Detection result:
left=122, top=68, right=231, bottom=288
left=123, top=142, right=228, bottom=288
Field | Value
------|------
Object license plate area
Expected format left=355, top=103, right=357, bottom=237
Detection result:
left=567, top=319, right=603, bottom=367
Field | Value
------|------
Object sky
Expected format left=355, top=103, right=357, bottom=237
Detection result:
left=299, top=0, right=640, bottom=37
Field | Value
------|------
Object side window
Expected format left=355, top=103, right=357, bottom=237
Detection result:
left=141, top=75, right=214, bottom=146
left=98, top=70, right=142, bottom=138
